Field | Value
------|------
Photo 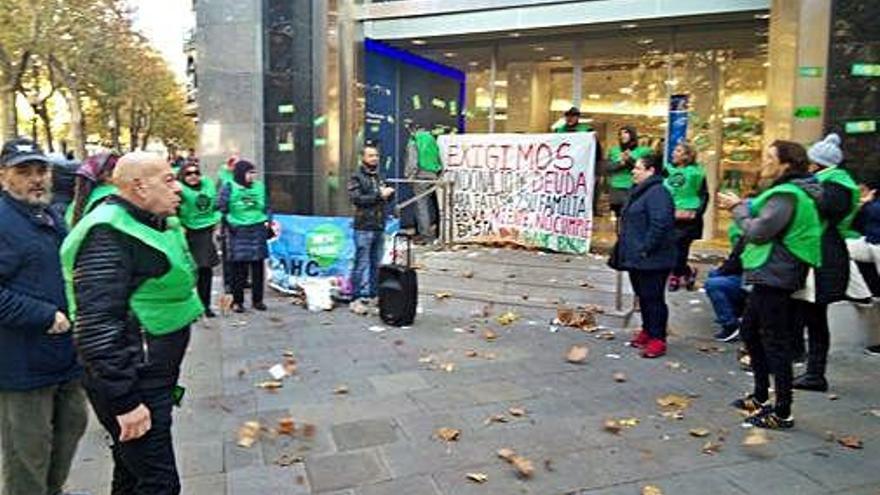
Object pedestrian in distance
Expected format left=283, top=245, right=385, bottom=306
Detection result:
left=0, top=137, right=88, bottom=495
left=664, top=141, right=709, bottom=292
left=178, top=159, right=222, bottom=318
left=717, top=140, right=822, bottom=430
left=218, top=159, right=270, bottom=313
left=61, top=151, right=204, bottom=495
left=615, top=153, right=677, bottom=359
left=65, top=152, right=120, bottom=227
left=348, top=144, right=395, bottom=313
left=606, top=125, right=654, bottom=219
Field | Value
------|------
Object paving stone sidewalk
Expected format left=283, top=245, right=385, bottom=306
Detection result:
left=64, top=246, right=880, bottom=494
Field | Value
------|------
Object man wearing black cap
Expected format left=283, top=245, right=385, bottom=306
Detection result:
left=555, top=107, right=593, bottom=134
left=0, top=138, right=88, bottom=495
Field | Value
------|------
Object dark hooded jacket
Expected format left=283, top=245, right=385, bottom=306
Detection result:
left=218, top=160, right=269, bottom=262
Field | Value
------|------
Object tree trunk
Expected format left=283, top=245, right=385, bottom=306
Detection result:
left=36, top=104, right=53, bottom=151
left=48, top=57, right=86, bottom=159
left=111, top=105, right=121, bottom=151
left=0, top=85, right=18, bottom=140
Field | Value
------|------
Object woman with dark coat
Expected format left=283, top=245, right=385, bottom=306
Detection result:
left=218, top=160, right=270, bottom=313
left=618, top=153, right=677, bottom=358
left=792, top=134, right=861, bottom=391
left=178, top=160, right=222, bottom=317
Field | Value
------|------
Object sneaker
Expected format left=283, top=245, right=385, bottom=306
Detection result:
left=792, top=373, right=828, bottom=392
left=685, top=267, right=699, bottom=291
left=744, top=409, right=794, bottom=429
left=629, top=328, right=651, bottom=348
left=730, top=394, right=770, bottom=414
left=668, top=275, right=681, bottom=292
left=865, top=344, right=880, bottom=356
left=641, top=338, right=667, bottom=358
left=253, top=302, right=267, bottom=311
left=205, top=309, right=217, bottom=318
left=714, top=324, right=740, bottom=343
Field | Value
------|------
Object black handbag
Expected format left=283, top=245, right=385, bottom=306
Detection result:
left=607, top=241, right=622, bottom=271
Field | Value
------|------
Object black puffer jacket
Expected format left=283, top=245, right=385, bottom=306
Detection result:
left=348, top=165, right=390, bottom=231
left=72, top=197, right=191, bottom=416
left=814, top=181, right=854, bottom=304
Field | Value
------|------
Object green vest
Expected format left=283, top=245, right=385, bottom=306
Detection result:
left=65, top=183, right=118, bottom=226
left=226, top=181, right=268, bottom=227
left=728, top=223, right=743, bottom=246
left=179, top=177, right=221, bottom=230
left=60, top=203, right=204, bottom=335
left=608, top=145, right=653, bottom=190
left=555, top=122, right=593, bottom=133
left=741, top=183, right=822, bottom=270
left=664, top=162, right=706, bottom=210
left=217, top=168, right=234, bottom=187
left=816, top=167, right=861, bottom=239
left=410, top=131, right=443, bottom=173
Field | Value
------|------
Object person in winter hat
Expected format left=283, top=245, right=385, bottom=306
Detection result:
left=791, top=133, right=862, bottom=392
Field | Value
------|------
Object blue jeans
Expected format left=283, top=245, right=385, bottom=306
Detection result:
left=704, top=269, right=746, bottom=328
left=352, top=229, right=384, bottom=299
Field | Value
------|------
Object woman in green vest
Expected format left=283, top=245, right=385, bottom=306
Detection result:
left=218, top=159, right=270, bottom=313
left=178, top=160, right=222, bottom=317
left=65, top=152, right=119, bottom=227
left=664, top=142, right=709, bottom=291
left=216, top=154, right=239, bottom=293
left=606, top=126, right=652, bottom=217
left=717, top=140, right=822, bottom=430
left=790, top=133, right=862, bottom=392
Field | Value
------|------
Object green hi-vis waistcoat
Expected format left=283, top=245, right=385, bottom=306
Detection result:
left=65, top=183, right=118, bottom=226
left=555, top=123, right=593, bottom=133
left=226, top=181, right=268, bottom=227
left=741, top=183, right=822, bottom=270
left=608, top=145, right=653, bottom=190
left=728, top=222, right=743, bottom=246
left=816, top=167, right=861, bottom=239
left=217, top=167, right=234, bottom=187
left=179, top=177, right=221, bottom=230
left=411, top=130, right=443, bottom=174
left=664, top=163, right=706, bottom=211
left=60, top=203, right=204, bottom=336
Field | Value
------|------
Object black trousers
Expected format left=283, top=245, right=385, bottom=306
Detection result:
left=196, top=267, right=213, bottom=311
left=232, top=261, right=264, bottom=306
left=629, top=269, right=670, bottom=340
left=88, top=386, right=180, bottom=495
left=673, top=235, right=695, bottom=277
left=740, top=285, right=795, bottom=418
left=791, top=301, right=830, bottom=377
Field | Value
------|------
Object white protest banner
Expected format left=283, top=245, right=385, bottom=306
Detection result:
left=438, top=132, right=596, bottom=254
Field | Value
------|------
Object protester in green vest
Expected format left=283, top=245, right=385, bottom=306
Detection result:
left=717, top=140, right=822, bottom=430
left=61, top=152, right=201, bottom=493
left=65, top=152, right=119, bottom=227
left=788, top=133, right=862, bottom=392
left=664, top=142, right=709, bottom=292
left=606, top=126, right=653, bottom=217
left=218, top=159, right=270, bottom=313
left=554, top=107, right=593, bottom=133
left=179, top=160, right=222, bottom=317
left=404, top=124, right=443, bottom=243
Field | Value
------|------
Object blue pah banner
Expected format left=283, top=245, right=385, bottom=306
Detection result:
left=268, top=215, right=400, bottom=295
left=665, top=94, right=690, bottom=164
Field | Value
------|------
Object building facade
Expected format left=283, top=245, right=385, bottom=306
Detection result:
left=195, top=0, right=878, bottom=240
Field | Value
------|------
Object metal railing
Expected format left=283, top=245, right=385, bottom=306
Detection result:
left=386, top=177, right=456, bottom=249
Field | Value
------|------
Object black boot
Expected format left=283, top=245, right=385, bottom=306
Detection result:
left=792, top=373, right=828, bottom=392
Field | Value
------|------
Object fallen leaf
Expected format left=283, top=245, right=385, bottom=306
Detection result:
left=441, top=362, right=456, bottom=373
left=596, top=330, right=616, bottom=340
left=274, top=453, right=304, bottom=466
left=566, top=344, right=589, bottom=364
left=511, top=455, right=535, bottom=478
left=612, top=372, right=627, bottom=383
left=656, top=394, right=692, bottom=411
left=838, top=435, right=863, bottom=449
left=497, top=448, right=517, bottom=462
left=418, top=355, right=435, bottom=364
left=237, top=421, right=261, bottom=448
left=435, top=427, right=461, bottom=442
left=277, top=417, right=295, bottom=435
left=483, top=329, right=498, bottom=341
left=483, top=352, right=497, bottom=360
left=256, top=380, right=283, bottom=390
left=461, top=270, right=475, bottom=279
left=701, top=441, right=723, bottom=455
left=464, top=349, right=479, bottom=358
left=466, top=473, right=488, bottom=483
left=497, top=311, right=520, bottom=326
left=660, top=411, right=685, bottom=420
left=689, top=428, right=711, bottom=438
left=556, top=305, right=599, bottom=332
left=508, top=407, right=527, bottom=417
left=642, top=485, right=664, bottom=495
left=665, top=361, right=682, bottom=370
left=485, top=414, right=509, bottom=425
left=742, top=429, right=769, bottom=447
left=618, top=417, right=640, bottom=427
left=435, top=292, right=452, bottom=300
left=696, top=344, right=724, bottom=354
left=828, top=394, right=840, bottom=401
left=301, top=423, right=316, bottom=438
left=578, top=280, right=594, bottom=288
left=603, top=419, right=622, bottom=434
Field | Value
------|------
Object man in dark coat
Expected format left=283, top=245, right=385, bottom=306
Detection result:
left=0, top=138, right=87, bottom=495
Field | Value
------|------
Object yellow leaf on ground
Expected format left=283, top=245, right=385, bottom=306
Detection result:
left=237, top=421, right=261, bottom=448
left=689, top=428, right=711, bottom=438
left=838, top=435, right=863, bottom=449
left=277, top=417, right=295, bottom=436
left=466, top=473, right=488, bottom=483
left=333, top=385, right=349, bottom=395
left=435, top=427, right=461, bottom=442
left=656, top=394, right=692, bottom=411
left=701, top=441, right=723, bottom=455
left=566, top=344, right=589, bottom=364
left=508, top=407, right=527, bottom=417
left=256, top=380, right=283, bottom=390
left=642, top=485, right=664, bottom=495
left=497, top=448, right=517, bottom=462
left=511, top=455, right=535, bottom=479
left=485, top=414, right=509, bottom=425
left=435, top=292, right=452, bottom=300
left=742, top=429, right=769, bottom=446
left=612, top=372, right=627, bottom=383
left=497, top=311, right=520, bottom=326
left=483, top=329, right=498, bottom=341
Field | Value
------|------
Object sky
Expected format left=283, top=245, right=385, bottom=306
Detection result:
left=128, top=0, right=194, bottom=81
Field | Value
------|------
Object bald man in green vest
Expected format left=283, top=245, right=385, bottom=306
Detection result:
left=61, top=152, right=202, bottom=494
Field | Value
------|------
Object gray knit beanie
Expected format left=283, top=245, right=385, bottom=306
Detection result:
left=808, top=133, right=843, bottom=168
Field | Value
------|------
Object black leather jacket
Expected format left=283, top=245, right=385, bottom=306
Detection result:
left=348, top=165, right=389, bottom=231
left=72, top=197, right=191, bottom=416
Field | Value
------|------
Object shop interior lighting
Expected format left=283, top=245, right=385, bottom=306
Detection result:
left=620, top=23, right=638, bottom=29
left=494, top=80, right=508, bottom=87
left=754, top=13, right=771, bottom=19
left=411, top=39, right=427, bottom=45
left=443, top=52, right=456, bottom=58
left=587, top=93, right=601, bottom=100
left=509, top=32, right=521, bottom=38
left=619, top=87, right=634, bottom=94
left=533, top=46, right=545, bottom=52
left=549, top=55, right=565, bottom=61
left=468, top=61, right=480, bottom=67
